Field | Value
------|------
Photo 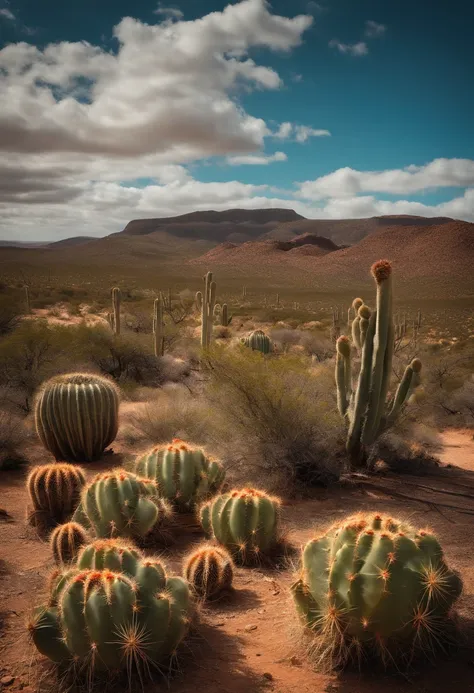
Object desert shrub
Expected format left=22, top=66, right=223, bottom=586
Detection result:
left=122, top=385, right=211, bottom=446
left=269, top=328, right=301, bottom=353
left=0, top=410, right=29, bottom=469
left=0, top=294, right=21, bottom=335
left=202, top=346, right=344, bottom=490
left=300, top=332, right=333, bottom=361
left=445, top=376, right=474, bottom=430
left=214, top=325, right=232, bottom=340
left=367, top=431, right=442, bottom=475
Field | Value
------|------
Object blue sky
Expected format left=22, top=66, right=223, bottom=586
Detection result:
left=0, top=0, right=473, bottom=240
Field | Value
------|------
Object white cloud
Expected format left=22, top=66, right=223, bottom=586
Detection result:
left=0, top=8, right=15, bottom=20
left=274, top=121, right=330, bottom=141
left=364, top=20, right=386, bottom=38
left=226, top=151, right=287, bottom=165
left=153, top=4, right=184, bottom=20
left=329, top=39, right=368, bottom=56
left=297, top=159, right=474, bottom=199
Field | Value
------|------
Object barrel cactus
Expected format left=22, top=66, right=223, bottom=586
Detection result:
left=199, top=488, right=281, bottom=564
left=29, top=560, right=193, bottom=673
left=72, top=469, right=172, bottom=540
left=241, top=330, right=272, bottom=354
left=27, top=463, right=86, bottom=530
left=50, top=522, right=88, bottom=566
left=291, top=512, right=463, bottom=670
left=135, top=439, right=225, bottom=512
left=35, top=373, right=120, bottom=462
left=184, top=544, right=234, bottom=599
left=77, top=538, right=144, bottom=576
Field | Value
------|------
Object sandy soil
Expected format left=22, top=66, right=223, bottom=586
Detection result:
left=1, top=431, right=474, bottom=693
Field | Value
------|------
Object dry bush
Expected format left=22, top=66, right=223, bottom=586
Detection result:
left=300, top=332, right=334, bottom=362
left=0, top=410, right=29, bottom=469
left=201, top=346, right=345, bottom=491
left=269, top=328, right=301, bottom=353
left=122, top=385, right=211, bottom=447
left=214, top=325, right=232, bottom=340
left=368, top=432, right=442, bottom=475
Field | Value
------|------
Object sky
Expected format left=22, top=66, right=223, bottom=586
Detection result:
left=0, top=0, right=473, bottom=241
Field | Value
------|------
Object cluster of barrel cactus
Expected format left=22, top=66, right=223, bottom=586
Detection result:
left=336, top=261, right=422, bottom=464
left=241, top=329, right=272, bottom=354
left=291, top=512, right=463, bottom=669
left=27, top=463, right=86, bottom=530
left=135, top=439, right=226, bottom=511
left=199, top=487, right=281, bottom=564
left=34, top=372, right=119, bottom=462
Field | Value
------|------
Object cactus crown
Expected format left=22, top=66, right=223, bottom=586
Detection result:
left=358, top=304, right=371, bottom=319
left=352, top=297, right=364, bottom=310
left=370, top=258, right=392, bottom=283
left=229, top=487, right=280, bottom=503
left=411, top=357, right=422, bottom=373
left=336, top=335, right=351, bottom=357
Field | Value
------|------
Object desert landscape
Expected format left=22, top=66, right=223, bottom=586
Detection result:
left=0, top=206, right=474, bottom=693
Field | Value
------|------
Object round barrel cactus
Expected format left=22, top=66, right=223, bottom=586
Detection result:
left=35, top=372, right=120, bottom=462
left=291, top=513, right=463, bottom=669
left=50, top=522, right=88, bottom=566
left=135, top=439, right=225, bottom=511
left=29, top=560, right=192, bottom=673
left=199, top=487, right=281, bottom=564
left=77, top=538, right=144, bottom=576
left=27, top=463, right=86, bottom=530
left=184, top=544, right=234, bottom=599
left=241, top=329, right=272, bottom=354
left=72, top=469, right=172, bottom=540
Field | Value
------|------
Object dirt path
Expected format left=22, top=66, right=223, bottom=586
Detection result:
left=439, top=429, right=474, bottom=471
left=1, top=434, right=474, bottom=693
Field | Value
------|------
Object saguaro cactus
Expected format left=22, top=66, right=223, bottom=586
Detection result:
left=241, top=329, right=272, bottom=354
left=199, top=487, right=281, bottom=563
left=29, top=561, right=192, bottom=673
left=73, top=469, right=171, bottom=540
left=111, top=287, right=121, bottom=335
left=184, top=544, right=234, bottom=599
left=135, top=439, right=225, bottom=511
left=50, top=522, right=88, bottom=565
left=35, top=373, right=119, bottom=462
left=25, top=285, right=31, bottom=314
left=196, top=271, right=217, bottom=347
left=291, top=512, right=463, bottom=669
left=220, top=303, right=232, bottom=326
left=335, top=261, right=422, bottom=465
left=27, top=463, right=86, bottom=530
left=153, top=294, right=164, bottom=356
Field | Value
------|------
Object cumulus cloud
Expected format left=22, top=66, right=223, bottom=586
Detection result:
left=226, top=151, right=287, bottom=165
left=297, top=159, right=474, bottom=199
left=274, top=121, right=330, bottom=140
left=153, top=4, right=184, bottom=19
left=364, top=20, right=386, bottom=38
left=329, top=40, right=368, bottom=56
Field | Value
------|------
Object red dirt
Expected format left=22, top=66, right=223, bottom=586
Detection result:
left=1, top=432, right=474, bottom=693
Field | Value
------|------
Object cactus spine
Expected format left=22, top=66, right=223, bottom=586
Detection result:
left=135, top=440, right=225, bottom=511
left=111, top=287, right=121, bottom=335
left=291, top=512, right=463, bottom=669
left=241, top=329, right=272, bottom=354
left=197, top=271, right=217, bottom=347
left=335, top=261, right=422, bottom=465
left=50, top=522, right=88, bottom=565
left=199, top=488, right=281, bottom=564
left=29, top=561, right=192, bottom=672
left=184, top=544, right=234, bottom=599
left=73, top=469, right=171, bottom=540
left=35, top=373, right=119, bottom=462
left=153, top=294, right=164, bottom=357
left=27, top=463, right=86, bottom=529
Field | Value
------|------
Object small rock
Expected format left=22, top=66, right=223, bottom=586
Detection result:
left=272, top=590, right=280, bottom=596
left=290, top=655, right=302, bottom=666
left=1, top=676, right=15, bottom=686
left=257, top=609, right=265, bottom=614
left=256, top=653, right=261, bottom=657
left=245, top=624, right=258, bottom=632
left=263, top=673, right=273, bottom=681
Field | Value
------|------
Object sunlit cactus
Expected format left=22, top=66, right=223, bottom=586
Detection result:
left=291, top=512, right=463, bottom=670
left=111, top=286, right=121, bottom=335
left=241, top=329, right=272, bottom=354
left=34, top=372, right=119, bottom=462
left=135, top=439, right=225, bottom=512
left=27, top=463, right=86, bottom=530
left=50, top=521, right=88, bottom=566
left=77, top=538, right=144, bottom=576
left=184, top=544, right=234, bottom=599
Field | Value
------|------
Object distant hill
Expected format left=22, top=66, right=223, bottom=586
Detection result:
left=47, top=236, right=96, bottom=249
left=0, top=240, right=48, bottom=248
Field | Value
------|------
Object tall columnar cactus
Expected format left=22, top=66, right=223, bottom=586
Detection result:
left=220, top=303, right=232, bottom=326
left=196, top=271, right=217, bottom=347
left=184, top=544, right=234, bottom=599
left=77, top=538, right=144, bottom=576
left=241, top=329, right=272, bottom=354
left=135, top=439, right=225, bottom=512
left=199, top=488, right=281, bottom=564
left=27, top=463, right=86, bottom=530
left=29, top=560, right=192, bottom=672
left=25, top=285, right=31, bottom=314
left=72, top=469, right=172, bottom=540
left=111, top=286, right=121, bottom=335
left=335, top=261, right=422, bottom=465
left=153, top=294, right=164, bottom=357
left=35, top=372, right=119, bottom=462
left=50, top=522, right=88, bottom=566
left=291, top=512, right=463, bottom=669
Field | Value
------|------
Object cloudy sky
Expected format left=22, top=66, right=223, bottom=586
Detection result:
left=0, top=0, right=472, bottom=240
